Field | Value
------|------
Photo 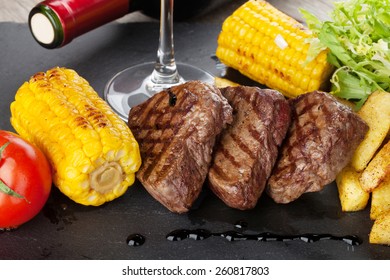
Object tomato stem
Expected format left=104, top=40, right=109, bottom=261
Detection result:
left=0, top=141, right=29, bottom=202
left=0, top=142, right=10, bottom=157
left=0, top=180, right=27, bottom=200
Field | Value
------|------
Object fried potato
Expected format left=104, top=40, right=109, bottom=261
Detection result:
left=351, top=91, right=390, bottom=172
left=336, top=165, right=370, bottom=212
left=214, top=77, right=239, bottom=88
left=370, top=179, right=390, bottom=220
left=369, top=210, right=390, bottom=245
left=360, top=140, right=390, bottom=192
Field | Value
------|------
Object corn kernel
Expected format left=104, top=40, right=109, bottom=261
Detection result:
left=215, top=0, right=333, bottom=97
left=10, top=67, right=141, bottom=206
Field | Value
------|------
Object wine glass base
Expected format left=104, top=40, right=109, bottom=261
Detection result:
left=104, top=62, right=214, bottom=121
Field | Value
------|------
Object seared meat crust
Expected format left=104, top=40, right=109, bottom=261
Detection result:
left=128, top=81, right=232, bottom=213
left=267, top=91, right=368, bottom=204
left=208, top=86, right=290, bottom=209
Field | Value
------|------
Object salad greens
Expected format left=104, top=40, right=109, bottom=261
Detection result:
left=300, top=0, right=390, bottom=108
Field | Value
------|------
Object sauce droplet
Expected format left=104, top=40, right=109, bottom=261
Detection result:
left=234, top=220, right=248, bottom=230
left=126, top=233, right=145, bottom=247
left=167, top=88, right=177, bottom=106
left=166, top=229, right=362, bottom=246
left=166, top=229, right=212, bottom=241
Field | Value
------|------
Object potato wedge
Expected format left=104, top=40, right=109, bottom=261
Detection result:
left=369, top=210, right=390, bottom=245
left=351, top=91, right=390, bottom=172
left=214, top=77, right=239, bottom=88
left=370, top=179, right=390, bottom=220
left=336, top=165, right=370, bottom=212
left=360, top=140, right=390, bottom=192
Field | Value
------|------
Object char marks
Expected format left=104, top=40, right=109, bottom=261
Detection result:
left=208, top=86, right=291, bottom=210
left=267, top=91, right=369, bottom=204
left=128, top=85, right=368, bottom=211
left=133, top=89, right=197, bottom=180
left=128, top=81, right=232, bottom=213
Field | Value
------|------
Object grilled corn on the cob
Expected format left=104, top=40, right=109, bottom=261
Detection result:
left=10, top=67, right=141, bottom=206
left=216, top=0, right=334, bottom=98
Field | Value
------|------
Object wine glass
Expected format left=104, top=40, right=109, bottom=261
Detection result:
left=104, top=0, right=214, bottom=121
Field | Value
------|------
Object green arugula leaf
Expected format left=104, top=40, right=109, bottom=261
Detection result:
left=301, top=0, right=390, bottom=106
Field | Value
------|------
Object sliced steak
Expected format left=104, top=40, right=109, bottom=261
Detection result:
left=208, top=86, right=291, bottom=210
left=128, top=80, right=233, bottom=213
left=267, top=91, right=369, bottom=204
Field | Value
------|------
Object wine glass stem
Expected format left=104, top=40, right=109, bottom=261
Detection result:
left=151, top=0, right=181, bottom=84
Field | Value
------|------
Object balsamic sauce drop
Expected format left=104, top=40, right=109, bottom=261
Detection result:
left=127, top=220, right=362, bottom=247
left=234, top=220, right=249, bottom=230
left=126, top=233, right=146, bottom=247
left=167, top=89, right=177, bottom=106
left=165, top=229, right=362, bottom=246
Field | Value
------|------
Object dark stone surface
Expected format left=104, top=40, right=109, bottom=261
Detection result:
left=1, top=21, right=389, bottom=260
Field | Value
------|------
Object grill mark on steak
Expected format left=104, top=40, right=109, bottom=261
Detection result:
left=267, top=91, right=369, bottom=204
left=229, top=132, right=257, bottom=160
left=208, top=86, right=291, bottom=210
left=141, top=90, right=197, bottom=180
left=128, top=80, right=233, bottom=213
left=248, top=125, right=263, bottom=145
left=155, top=118, right=201, bottom=181
left=210, top=163, right=229, bottom=181
left=142, top=103, right=192, bottom=142
left=140, top=93, right=166, bottom=125
left=211, top=120, right=265, bottom=182
left=220, top=145, right=242, bottom=168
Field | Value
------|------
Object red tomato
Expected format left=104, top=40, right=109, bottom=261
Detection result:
left=0, top=130, right=52, bottom=229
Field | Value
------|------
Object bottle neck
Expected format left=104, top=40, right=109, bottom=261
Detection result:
left=29, top=0, right=133, bottom=49
left=29, top=0, right=229, bottom=49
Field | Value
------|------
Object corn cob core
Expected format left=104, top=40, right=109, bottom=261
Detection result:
left=10, top=67, right=141, bottom=206
left=216, top=0, right=334, bottom=98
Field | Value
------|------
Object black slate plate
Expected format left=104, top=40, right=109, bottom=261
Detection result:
left=0, top=22, right=389, bottom=260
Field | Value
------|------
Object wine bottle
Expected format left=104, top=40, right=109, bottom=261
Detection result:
left=28, top=0, right=228, bottom=49
left=29, top=0, right=146, bottom=49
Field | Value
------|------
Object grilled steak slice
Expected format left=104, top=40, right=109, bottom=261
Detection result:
left=128, top=80, right=233, bottom=213
left=208, top=86, right=291, bottom=210
left=267, top=91, right=369, bottom=204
